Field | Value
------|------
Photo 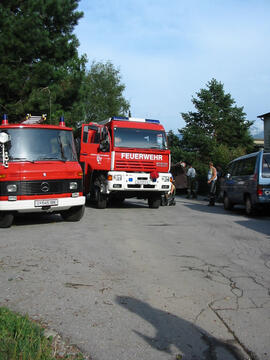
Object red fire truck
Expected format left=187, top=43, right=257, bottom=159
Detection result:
left=75, top=116, right=172, bottom=209
left=0, top=114, right=85, bottom=228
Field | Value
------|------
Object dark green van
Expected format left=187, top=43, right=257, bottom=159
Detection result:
left=222, top=150, right=270, bottom=215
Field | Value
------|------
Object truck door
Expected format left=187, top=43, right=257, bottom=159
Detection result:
left=79, top=124, right=111, bottom=171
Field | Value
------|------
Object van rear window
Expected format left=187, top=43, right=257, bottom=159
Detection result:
left=262, top=154, right=270, bottom=177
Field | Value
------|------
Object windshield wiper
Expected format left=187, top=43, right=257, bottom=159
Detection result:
left=10, top=157, right=35, bottom=163
left=36, top=156, right=66, bottom=162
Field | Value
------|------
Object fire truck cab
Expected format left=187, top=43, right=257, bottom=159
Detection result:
left=0, top=114, right=85, bottom=227
left=75, top=116, right=172, bottom=208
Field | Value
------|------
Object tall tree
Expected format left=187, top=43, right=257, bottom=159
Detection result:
left=0, top=0, right=84, bottom=122
left=180, top=79, right=254, bottom=153
left=78, top=61, right=130, bottom=124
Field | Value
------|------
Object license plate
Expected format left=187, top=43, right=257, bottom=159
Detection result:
left=34, top=199, right=58, bottom=207
left=135, top=180, right=149, bottom=184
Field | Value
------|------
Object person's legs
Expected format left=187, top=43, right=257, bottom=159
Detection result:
left=191, top=178, right=197, bottom=198
left=186, top=178, right=191, bottom=198
left=208, top=181, right=216, bottom=205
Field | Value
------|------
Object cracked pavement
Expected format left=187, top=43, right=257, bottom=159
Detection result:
left=0, top=196, right=269, bottom=360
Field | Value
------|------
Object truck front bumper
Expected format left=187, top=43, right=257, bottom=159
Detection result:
left=0, top=196, right=85, bottom=213
left=107, top=171, right=172, bottom=193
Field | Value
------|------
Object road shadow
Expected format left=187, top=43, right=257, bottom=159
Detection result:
left=13, top=213, right=62, bottom=226
left=177, top=196, right=270, bottom=236
left=235, top=219, right=270, bottom=237
left=85, top=199, right=149, bottom=209
left=116, top=296, right=249, bottom=360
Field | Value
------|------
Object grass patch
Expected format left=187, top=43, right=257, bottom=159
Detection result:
left=0, top=307, right=85, bottom=360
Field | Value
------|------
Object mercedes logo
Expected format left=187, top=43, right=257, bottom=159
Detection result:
left=41, top=182, right=50, bottom=192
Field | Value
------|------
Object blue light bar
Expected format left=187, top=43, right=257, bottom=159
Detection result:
left=145, top=119, right=160, bottom=124
left=111, top=116, right=129, bottom=121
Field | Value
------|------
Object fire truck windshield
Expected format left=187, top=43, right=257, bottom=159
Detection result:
left=1, top=128, right=77, bottom=162
left=113, top=127, right=167, bottom=149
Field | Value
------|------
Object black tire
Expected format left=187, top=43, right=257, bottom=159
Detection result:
left=245, top=196, right=255, bottom=216
left=160, top=196, right=168, bottom=206
left=61, top=205, right=85, bottom=222
left=96, top=190, right=107, bottom=209
left=0, top=213, right=14, bottom=228
left=148, top=197, right=160, bottom=209
left=223, top=194, right=233, bottom=210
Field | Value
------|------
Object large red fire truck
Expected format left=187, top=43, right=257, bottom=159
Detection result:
left=75, top=116, right=172, bottom=209
left=0, top=114, right=85, bottom=228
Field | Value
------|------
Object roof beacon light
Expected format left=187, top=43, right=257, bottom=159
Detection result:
left=111, top=116, right=129, bottom=121
left=2, top=114, right=8, bottom=125
left=59, top=116, right=65, bottom=127
left=145, top=118, right=160, bottom=124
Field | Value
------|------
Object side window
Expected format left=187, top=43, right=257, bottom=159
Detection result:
left=74, top=128, right=81, bottom=155
left=262, top=154, right=270, bottom=177
left=232, top=161, right=241, bottom=176
left=244, top=156, right=256, bottom=175
left=92, top=131, right=100, bottom=144
left=227, top=163, right=234, bottom=176
left=83, top=126, right=89, bottom=143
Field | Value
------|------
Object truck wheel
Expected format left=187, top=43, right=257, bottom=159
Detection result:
left=0, top=213, right=14, bottom=228
left=61, top=205, right=85, bottom=222
left=223, top=194, right=233, bottom=210
left=97, top=190, right=107, bottom=209
left=148, top=197, right=160, bottom=209
left=245, top=196, right=255, bottom=216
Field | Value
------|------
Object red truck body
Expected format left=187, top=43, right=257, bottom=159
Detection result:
left=75, top=116, right=172, bottom=208
left=0, top=115, right=85, bottom=227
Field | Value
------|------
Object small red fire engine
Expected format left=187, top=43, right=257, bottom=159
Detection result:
left=0, top=114, right=85, bottom=227
left=75, top=116, right=172, bottom=208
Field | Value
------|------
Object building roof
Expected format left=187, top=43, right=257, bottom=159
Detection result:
left=257, top=112, right=270, bottom=119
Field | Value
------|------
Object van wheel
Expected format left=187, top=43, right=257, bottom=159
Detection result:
left=96, top=189, right=107, bottom=209
left=148, top=196, right=160, bottom=209
left=0, top=213, right=14, bottom=228
left=245, top=196, right=255, bottom=216
left=61, top=205, right=85, bottom=222
left=223, top=194, right=233, bottom=210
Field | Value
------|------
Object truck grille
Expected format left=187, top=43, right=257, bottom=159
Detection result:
left=115, top=160, right=156, bottom=171
left=127, top=184, right=156, bottom=189
left=0, top=179, right=82, bottom=196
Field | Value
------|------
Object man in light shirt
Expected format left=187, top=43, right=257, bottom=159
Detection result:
left=186, top=164, right=197, bottom=199
left=207, top=162, right=217, bottom=206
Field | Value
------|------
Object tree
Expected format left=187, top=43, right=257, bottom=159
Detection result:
left=180, top=79, right=254, bottom=155
left=167, top=130, right=184, bottom=164
left=78, top=61, right=130, bottom=124
left=0, top=0, right=84, bottom=122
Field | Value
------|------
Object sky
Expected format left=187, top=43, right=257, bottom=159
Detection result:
left=74, top=0, right=270, bottom=134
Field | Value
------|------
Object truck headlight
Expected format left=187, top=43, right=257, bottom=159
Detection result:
left=7, top=184, right=17, bottom=192
left=161, top=176, right=170, bottom=182
left=113, top=175, right=122, bottom=181
left=69, top=182, right=78, bottom=190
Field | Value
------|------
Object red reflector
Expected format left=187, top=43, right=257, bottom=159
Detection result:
left=257, top=188, right=263, bottom=196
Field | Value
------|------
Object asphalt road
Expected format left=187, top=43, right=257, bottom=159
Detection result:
left=0, top=195, right=269, bottom=360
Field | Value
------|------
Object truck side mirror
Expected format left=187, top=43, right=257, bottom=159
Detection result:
left=99, top=126, right=110, bottom=152
left=99, top=139, right=110, bottom=152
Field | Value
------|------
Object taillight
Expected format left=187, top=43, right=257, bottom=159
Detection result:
left=257, top=186, right=263, bottom=196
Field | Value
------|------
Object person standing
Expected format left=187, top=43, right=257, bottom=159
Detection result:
left=207, top=162, right=217, bottom=206
left=186, top=164, right=197, bottom=199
